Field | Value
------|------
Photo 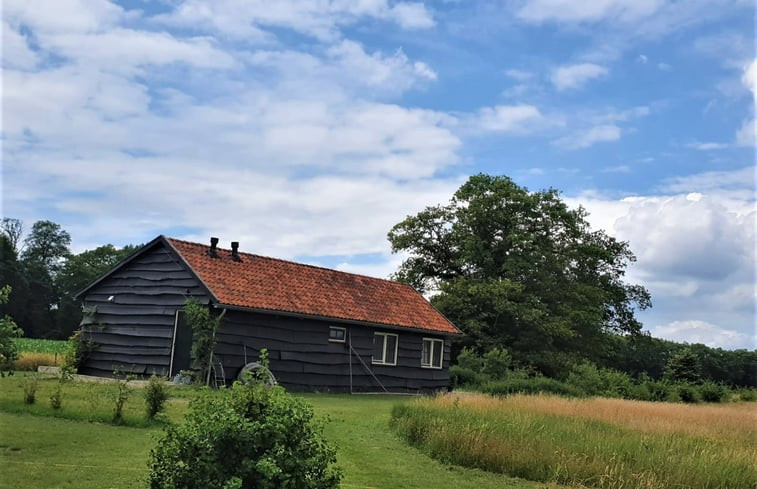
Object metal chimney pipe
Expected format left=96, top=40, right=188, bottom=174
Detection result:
left=230, top=241, right=242, bottom=262
left=208, top=237, right=219, bottom=258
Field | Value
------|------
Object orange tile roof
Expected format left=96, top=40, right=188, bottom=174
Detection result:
left=166, top=237, right=461, bottom=335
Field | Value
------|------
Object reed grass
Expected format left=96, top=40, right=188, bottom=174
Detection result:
left=391, top=393, right=757, bottom=489
left=14, top=352, right=61, bottom=371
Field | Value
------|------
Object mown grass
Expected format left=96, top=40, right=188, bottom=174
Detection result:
left=391, top=393, right=757, bottom=489
left=0, top=374, right=552, bottom=489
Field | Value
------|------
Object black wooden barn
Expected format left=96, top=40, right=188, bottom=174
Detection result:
left=75, top=236, right=461, bottom=393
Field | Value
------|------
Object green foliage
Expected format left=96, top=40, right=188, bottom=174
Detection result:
left=23, top=372, right=40, bottom=404
left=184, top=299, right=222, bottom=384
left=676, top=384, right=700, bottom=404
left=110, top=373, right=133, bottom=424
left=481, top=347, right=512, bottom=380
left=698, top=381, right=727, bottom=403
left=148, top=382, right=342, bottom=489
left=388, top=174, right=651, bottom=375
left=12, top=337, right=68, bottom=354
left=566, top=362, right=634, bottom=399
left=0, top=285, right=23, bottom=376
left=448, top=365, right=485, bottom=388
left=61, top=329, right=93, bottom=378
left=455, top=347, right=484, bottom=372
left=482, top=377, right=584, bottom=398
left=49, top=378, right=64, bottom=409
left=145, top=375, right=169, bottom=419
left=664, top=348, right=702, bottom=384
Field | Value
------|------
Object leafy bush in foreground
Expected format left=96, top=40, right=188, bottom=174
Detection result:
left=148, top=382, right=341, bottom=489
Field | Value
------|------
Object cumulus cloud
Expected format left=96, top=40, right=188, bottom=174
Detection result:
left=569, top=167, right=756, bottom=349
left=651, top=321, right=755, bottom=350
left=551, top=63, right=608, bottom=91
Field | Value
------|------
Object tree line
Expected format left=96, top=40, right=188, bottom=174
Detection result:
left=389, top=174, right=756, bottom=388
left=0, top=218, right=137, bottom=340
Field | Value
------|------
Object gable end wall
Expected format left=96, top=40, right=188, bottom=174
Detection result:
left=79, top=243, right=208, bottom=377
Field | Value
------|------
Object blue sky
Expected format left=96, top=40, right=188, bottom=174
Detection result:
left=2, top=0, right=755, bottom=349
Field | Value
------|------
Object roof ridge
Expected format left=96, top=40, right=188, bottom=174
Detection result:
left=165, top=236, right=414, bottom=289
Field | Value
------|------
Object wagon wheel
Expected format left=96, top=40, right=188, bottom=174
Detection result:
left=237, top=362, right=277, bottom=387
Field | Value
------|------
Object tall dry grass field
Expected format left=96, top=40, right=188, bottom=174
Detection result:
left=391, top=393, right=757, bottom=489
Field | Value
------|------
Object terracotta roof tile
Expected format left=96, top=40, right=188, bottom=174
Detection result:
left=166, top=238, right=461, bottom=335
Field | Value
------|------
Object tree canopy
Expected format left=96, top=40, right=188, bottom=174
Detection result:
left=1, top=218, right=137, bottom=339
left=388, top=174, right=652, bottom=375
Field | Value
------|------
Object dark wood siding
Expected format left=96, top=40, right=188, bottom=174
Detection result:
left=214, top=310, right=451, bottom=393
left=79, top=243, right=209, bottom=377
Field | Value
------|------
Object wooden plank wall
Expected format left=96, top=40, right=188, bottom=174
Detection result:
left=215, top=310, right=451, bottom=393
left=79, top=243, right=208, bottom=377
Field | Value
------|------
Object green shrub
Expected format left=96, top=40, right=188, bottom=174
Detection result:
left=61, top=330, right=93, bottom=378
left=456, top=347, right=484, bottom=373
left=22, top=373, right=40, bottom=404
left=449, top=365, right=485, bottom=388
left=148, top=382, right=342, bottom=489
left=110, top=374, right=132, bottom=424
left=482, top=377, right=583, bottom=398
left=481, top=347, right=512, bottom=380
left=566, top=362, right=603, bottom=396
left=640, top=379, right=677, bottom=402
left=698, top=381, right=726, bottom=403
left=49, top=379, right=64, bottom=409
left=0, top=285, right=23, bottom=377
left=144, top=375, right=168, bottom=419
left=737, top=388, right=757, bottom=402
left=676, top=384, right=700, bottom=404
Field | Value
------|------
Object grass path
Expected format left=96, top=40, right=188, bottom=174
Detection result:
left=303, top=394, right=551, bottom=489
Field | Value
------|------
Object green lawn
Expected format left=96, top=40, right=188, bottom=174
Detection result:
left=0, top=375, right=550, bottom=489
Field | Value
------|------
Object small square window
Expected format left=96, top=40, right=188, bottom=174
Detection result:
left=421, top=338, right=444, bottom=369
left=329, top=326, right=346, bottom=343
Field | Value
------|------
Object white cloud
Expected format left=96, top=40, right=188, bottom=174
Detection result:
left=155, top=0, right=434, bottom=41
left=685, top=141, right=729, bottom=150
left=551, top=63, right=608, bottom=91
left=567, top=167, right=756, bottom=349
left=553, top=124, right=620, bottom=149
left=517, top=0, right=662, bottom=24
left=651, top=321, right=755, bottom=350
left=3, top=0, right=124, bottom=33
left=326, top=40, right=437, bottom=90
left=474, top=105, right=545, bottom=133
left=389, top=2, right=435, bottom=29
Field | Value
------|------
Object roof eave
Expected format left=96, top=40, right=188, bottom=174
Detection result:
left=212, top=302, right=464, bottom=337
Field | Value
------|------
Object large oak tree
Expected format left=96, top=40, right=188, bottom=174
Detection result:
left=388, top=174, right=651, bottom=375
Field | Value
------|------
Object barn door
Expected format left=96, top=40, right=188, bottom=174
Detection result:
left=169, top=310, right=193, bottom=377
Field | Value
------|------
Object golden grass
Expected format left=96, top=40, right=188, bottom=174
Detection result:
left=393, top=393, right=757, bottom=489
left=433, top=393, right=757, bottom=442
left=14, top=352, right=61, bottom=371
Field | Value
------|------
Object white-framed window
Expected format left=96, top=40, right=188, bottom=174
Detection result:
left=372, top=332, right=398, bottom=366
left=421, top=338, right=444, bottom=369
left=329, top=326, right=346, bottom=343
